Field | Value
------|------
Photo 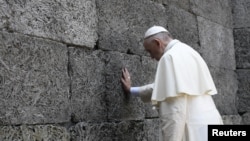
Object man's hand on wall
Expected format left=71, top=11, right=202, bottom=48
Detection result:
left=121, top=68, right=131, bottom=95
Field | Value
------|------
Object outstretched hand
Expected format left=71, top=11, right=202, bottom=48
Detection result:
left=121, top=68, right=131, bottom=94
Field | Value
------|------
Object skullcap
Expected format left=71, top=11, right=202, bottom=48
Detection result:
left=144, top=26, right=169, bottom=39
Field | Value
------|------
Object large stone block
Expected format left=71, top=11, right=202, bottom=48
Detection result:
left=190, top=0, right=233, bottom=28
left=143, top=119, right=160, bottom=141
left=0, top=31, right=70, bottom=125
left=234, top=28, right=250, bottom=69
left=232, top=0, right=250, bottom=28
left=166, top=5, right=200, bottom=52
left=198, top=16, right=236, bottom=70
left=2, top=0, right=97, bottom=48
left=210, top=67, right=238, bottom=115
left=236, top=70, right=250, bottom=113
left=222, top=115, right=242, bottom=124
left=141, top=56, right=159, bottom=118
left=0, top=125, right=69, bottom=141
left=97, top=0, right=167, bottom=55
left=161, top=0, right=190, bottom=10
left=70, top=119, right=160, bottom=141
left=69, top=48, right=107, bottom=122
left=141, top=56, right=157, bottom=84
left=105, top=52, right=145, bottom=120
left=0, top=0, right=11, bottom=29
left=241, top=112, right=250, bottom=124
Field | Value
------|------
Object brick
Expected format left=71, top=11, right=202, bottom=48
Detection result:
left=190, top=0, right=232, bottom=28
left=97, top=0, right=167, bottom=55
left=232, top=0, right=250, bottom=28
left=209, top=67, right=238, bottom=115
left=141, top=56, right=159, bottom=118
left=198, top=16, right=236, bottom=70
left=70, top=119, right=160, bottom=141
left=234, top=28, right=250, bottom=69
left=236, top=69, right=250, bottom=113
left=222, top=115, right=242, bottom=124
left=0, top=31, right=70, bottom=125
left=3, top=0, right=97, bottom=47
left=0, top=125, right=69, bottom=141
left=0, top=0, right=11, bottom=29
left=166, top=5, right=200, bottom=52
left=105, top=52, right=145, bottom=120
left=241, top=112, right=250, bottom=124
left=69, top=48, right=107, bottom=122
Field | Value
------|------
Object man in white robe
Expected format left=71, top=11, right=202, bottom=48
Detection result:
left=121, top=26, right=223, bottom=141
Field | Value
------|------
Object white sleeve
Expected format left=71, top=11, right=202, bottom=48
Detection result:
left=130, top=83, right=154, bottom=103
left=130, top=87, right=140, bottom=96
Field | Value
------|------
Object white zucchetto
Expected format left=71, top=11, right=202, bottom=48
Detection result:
left=144, top=26, right=169, bottom=39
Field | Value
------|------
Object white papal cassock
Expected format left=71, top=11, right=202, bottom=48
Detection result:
left=136, top=39, right=223, bottom=141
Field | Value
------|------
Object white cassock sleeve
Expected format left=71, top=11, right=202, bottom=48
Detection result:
left=130, top=83, right=154, bottom=103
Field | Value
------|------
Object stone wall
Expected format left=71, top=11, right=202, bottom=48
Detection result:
left=0, top=0, right=246, bottom=140
left=232, top=0, right=250, bottom=124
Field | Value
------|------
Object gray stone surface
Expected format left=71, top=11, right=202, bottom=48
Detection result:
left=166, top=5, right=200, bottom=52
left=210, top=67, right=238, bottom=115
left=69, top=48, right=107, bottom=122
left=198, top=16, right=236, bottom=70
left=70, top=119, right=160, bottom=141
left=143, top=119, right=160, bottom=141
left=97, top=0, right=167, bottom=55
left=0, top=125, right=69, bottom=141
left=232, top=0, right=250, bottom=28
left=236, top=70, right=250, bottom=113
left=241, top=112, right=250, bottom=124
left=234, top=28, right=250, bottom=69
left=190, top=0, right=232, bottom=28
left=141, top=56, right=159, bottom=118
left=0, top=31, right=70, bottom=125
left=0, top=0, right=97, bottom=48
left=105, top=52, right=145, bottom=120
left=162, top=0, right=190, bottom=10
left=222, top=115, right=242, bottom=124
left=0, top=0, right=10, bottom=29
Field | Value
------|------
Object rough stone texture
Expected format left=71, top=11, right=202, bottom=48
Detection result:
left=190, top=0, right=232, bottom=28
left=160, top=0, right=190, bottom=10
left=0, top=125, right=69, bottom=141
left=0, top=0, right=10, bottom=29
left=0, top=31, right=70, bottom=125
left=104, top=52, right=157, bottom=120
left=198, top=16, right=236, bottom=70
left=210, top=67, right=238, bottom=115
left=144, top=119, right=160, bottom=141
left=0, top=0, right=97, bottom=48
left=97, top=0, right=167, bottom=55
left=0, top=0, right=248, bottom=140
left=232, top=0, right=250, bottom=28
left=69, top=48, right=107, bottom=122
left=222, top=115, right=242, bottom=124
left=70, top=119, right=160, bottom=141
left=233, top=0, right=250, bottom=127
left=141, top=56, right=159, bottom=118
left=105, top=52, right=145, bottom=120
left=241, top=112, right=250, bottom=124
left=166, top=5, right=200, bottom=52
left=236, top=70, right=250, bottom=113
left=234, top=28, right=250, bottom=69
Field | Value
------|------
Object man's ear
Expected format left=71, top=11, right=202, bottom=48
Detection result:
left=153, top=38, right=161, bottom=48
